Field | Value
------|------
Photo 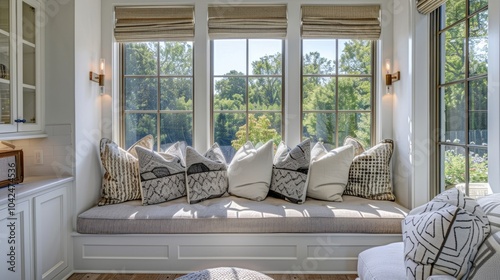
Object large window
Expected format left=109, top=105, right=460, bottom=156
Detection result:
left=211, top=39, right=284, bottom=162
left=302, top=39, right=374, bottom=149
left=435, top=0, right=488, bottom=198
left=121, top=41, right=194, bottom=151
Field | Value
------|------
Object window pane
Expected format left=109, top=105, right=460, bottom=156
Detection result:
left=0, top=83, right=10, bottom=124
left=23, top=44, right=35, bottom=86
left=213, top=39, right=246, bottom=75
left=23, top=3, right=35, bottom=44
left=338, top=113, right=371, bottom=149
left=252, top=112, right=282, bottom=140
left=303, top=39, right=336, bottom=75
left=302, top=112, right=336, bottom=147
left=469, top=147, right=489, bottom=198
left=249, top=39, right=282, bottom=75
left=469, top=0, right=487, bottom=15
left=124, top=42, right=158, bottom=76
left=23, top=87, right=35, bottom=123
left=160, top=78, right=192, bottom=110
left=440, top=83, right=465, bottom=143
left=213, top=112, right=246, bottom=162
left=440, top=22, right=466, bottom=84
left=213, top=77, right=246, bottom=111
left=249, top=77, right=281, bottom=110
left=469, top=10, right=488, bottom=77
left=125, top=78, right=158, bottom=110
left=302, top=77, right=335, bottom=111
left=442, top=0, right=466, bottom=29
left=160, top=42, right=193, bottom=76
left=125, top=113, right=157, bottom=150
left=160, top=113, right=192, bottom=150
left=338, top=77, right=371, bottom=110
left=0, top=0, right=9, bottom=32
left=469, top=78, right=487, bottom=146
left=442, top=145, right=466, bottom=189
left=339, top=40, right=371, bottom=75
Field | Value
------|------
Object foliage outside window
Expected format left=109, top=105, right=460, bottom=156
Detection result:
left=122, top=42, right=194, bottom=151
left=436, top=0, right=488, bottom=198
left=302, top=39, right=374, bottom=149
left=212, top=39, right=283, bottom=162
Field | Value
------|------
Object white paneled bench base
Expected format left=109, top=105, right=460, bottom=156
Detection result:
left=72, top=233, right=402, bottom=274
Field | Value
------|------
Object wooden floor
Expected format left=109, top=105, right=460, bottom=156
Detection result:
left=68, top=273, right=358, bottom=280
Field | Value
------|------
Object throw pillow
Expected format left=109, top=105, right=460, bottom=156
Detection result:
left=402, top=188, right=490, bottom=280
left=344, top=139, right=395, bottom=201
left=469, top=231, right=500, bottom=279
left=343, top=136, right=365, bottom=157
left=185, top=143, right=228, bottom=204
left=477, top=193, right=500, bottom=233
left=306, top=143, right=354, bottom=202
left=135, top=143, right=186, bottom=205
left=98, top=135, right=154, bottom=206
left=269, top=139, right=311, bottom=204
left=227, top=140, right=273, bottom=201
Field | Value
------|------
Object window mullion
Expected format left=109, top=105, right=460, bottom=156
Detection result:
left=335, top=39, right=339, bottom=147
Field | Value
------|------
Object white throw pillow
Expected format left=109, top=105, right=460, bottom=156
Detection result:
left=228, top=140, right=273, bottom=201
left=306, top=143, right=354, bottom=202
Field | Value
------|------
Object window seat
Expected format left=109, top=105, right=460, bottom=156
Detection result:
left=77, top=195, right=408, bottom=234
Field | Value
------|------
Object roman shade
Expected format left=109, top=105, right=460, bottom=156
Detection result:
left=416, top=0, right=446, bottom=14
left=208, top=5, right=287, bottom=39
left=301, top=5, right=381, bottom=40
left=114, top=6, right=194, bottom=42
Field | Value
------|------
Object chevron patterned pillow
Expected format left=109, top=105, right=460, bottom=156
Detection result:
left=344, top=139, right=395, bottom=201
left=185, top=143, right=228, bottom=204
left=269, top=139, right=311, bottom=204
left=402, top=188, right=490, bottom=280
left=98, top=135, right=154, bottom=206
left=136, top=143, right=186, bottom=205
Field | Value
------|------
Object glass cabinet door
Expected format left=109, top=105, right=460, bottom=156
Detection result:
left=0, top=0, right=15, bottom=132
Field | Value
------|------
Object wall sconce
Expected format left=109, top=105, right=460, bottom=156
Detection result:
left=89, top=58, right=105, bottom=94
left=385, top=59, right=400, bottom=94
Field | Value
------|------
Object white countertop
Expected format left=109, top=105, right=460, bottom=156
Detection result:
left=0, top=176, right=73, bottom=205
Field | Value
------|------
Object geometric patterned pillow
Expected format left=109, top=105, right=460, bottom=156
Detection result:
left=98, top=135, right=154, bottom=206
left=135, top=143, right=186, bottom=205
left=185, top=143, right=228, bottom=204
left=269, top=139, right=311, bottom=204
left=344, top=139, right=395, bottom=201
left=469, top=231, right=500, bottom=279
left=402, top=188, right=490, bottom=280
left=477, top=193, right=500, bottom=233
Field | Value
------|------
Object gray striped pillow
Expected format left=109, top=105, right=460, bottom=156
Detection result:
left=98, top=135, right=154, bottom=206
left=344, top=139, right=395, bottom=201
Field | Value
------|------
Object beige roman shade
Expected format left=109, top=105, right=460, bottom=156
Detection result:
left=208, top=5, right=287, bottom=39
left=301, top=5, right=381, bottom=40
left=416, top=0, right=446, bottom=14
left=114, top=6, right=194, bottom=42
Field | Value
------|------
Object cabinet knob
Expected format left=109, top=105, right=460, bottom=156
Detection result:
left=15, top=119, right=27, bottom=123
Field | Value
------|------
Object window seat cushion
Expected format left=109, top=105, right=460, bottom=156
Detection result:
left=77, top=195, right=408, bottom=234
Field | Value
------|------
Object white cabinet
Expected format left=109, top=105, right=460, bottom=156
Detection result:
left=34, top=187, right=69, bottom=280
left=0, top=177, right=73, bottom=280
left=0, top=200, right=33, bottom=280
left=0, top=0, right=43, bottom=135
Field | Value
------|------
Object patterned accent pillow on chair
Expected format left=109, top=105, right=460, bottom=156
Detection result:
left=344, top=139, right=395, bottom=201
left=269, top=139, right=311, bottom=204
left=402, top=188, right=490, bottom=280
left=185, top=143, right=228, bottom=204
left=136, top=142, right=186, bottom=205
left=98, top=135, right=154, bottom=206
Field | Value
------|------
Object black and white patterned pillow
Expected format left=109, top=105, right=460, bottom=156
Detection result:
left=344, top=139, right=395, bottom=201
left=98, top=135, right=154, bottom=206
left=269, top=139, right=311, bottom=204
left=185, top=143, right=228, bottom=204
left=135, top=143, right=186, bottom=205
left=402, top=188, right=490, bottom=280
left=477, top=194, right=500, bottom=233
left=469, top=231, right=500, bottom=279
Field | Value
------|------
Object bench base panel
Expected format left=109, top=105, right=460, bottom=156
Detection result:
left=72, top=233, right=402, bottom=274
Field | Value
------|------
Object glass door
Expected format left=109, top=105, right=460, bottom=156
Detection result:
left=0, top=0, right=16, bottom=133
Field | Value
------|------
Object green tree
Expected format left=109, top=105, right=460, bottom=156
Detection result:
left=231, top=114, right=281, bottom=151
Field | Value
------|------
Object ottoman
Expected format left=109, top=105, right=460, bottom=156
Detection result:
left=176, top=267, right=273, bottom=280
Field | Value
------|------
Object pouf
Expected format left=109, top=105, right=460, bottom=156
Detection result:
left=176, top=267, right=273, bottom=280
left=357, top=242, right=406, bottom=280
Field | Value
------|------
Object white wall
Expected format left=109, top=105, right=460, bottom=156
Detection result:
left=74, top=0, right=103, bottom=217
left=489, top=0, right=500, bottom=194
